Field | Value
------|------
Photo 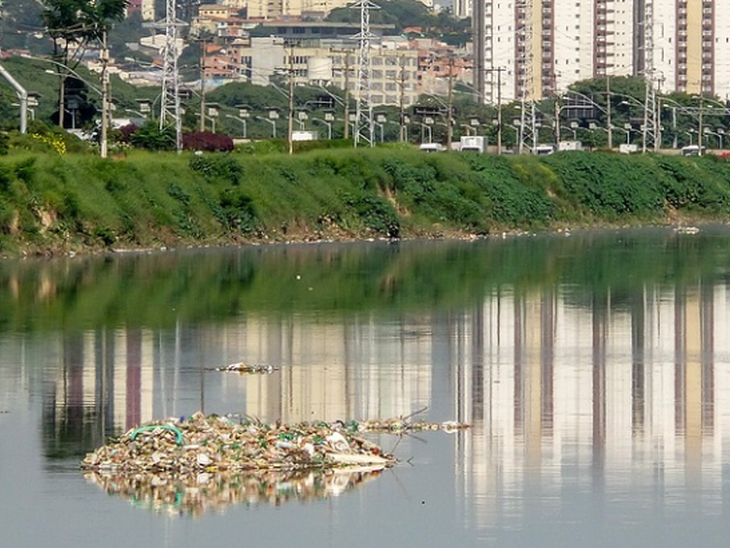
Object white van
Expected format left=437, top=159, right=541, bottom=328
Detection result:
left=680, top=145, right=706, bottom=156
left=419, top=143, right=445, bottom=153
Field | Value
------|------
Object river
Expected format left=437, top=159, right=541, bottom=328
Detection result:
left=2, top=227, right=730, bottom=547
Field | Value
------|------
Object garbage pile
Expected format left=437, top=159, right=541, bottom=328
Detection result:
left=83, top=467, right=381, bottom=516
left=356, top=418, right=470, bottom=435
left=209, top=362, right=277, bottom=374
left=81, top=412, right=395, bottom=474
left=80, top=411, right=470, bottom=514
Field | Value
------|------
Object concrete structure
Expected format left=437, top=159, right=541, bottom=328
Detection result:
left=227, top=37, right=420, bottom=106
left=127, top=0, right=155, bottom=21
left=473, top=0, right=730, bottom=104
left=452, top=0, right=471, bottom=19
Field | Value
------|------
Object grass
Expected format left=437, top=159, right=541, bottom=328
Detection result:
left=2, top=148, right=730, bottom=254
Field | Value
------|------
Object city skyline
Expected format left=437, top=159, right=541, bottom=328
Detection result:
left=473, top=0, right=730, bottom=103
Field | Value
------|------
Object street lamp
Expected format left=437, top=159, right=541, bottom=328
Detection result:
left=312, top=110, right=334, bottom=140
left=296, top=110, right=308, bottom=131
left=226, top=105, right=249, bottom=138
left=421, top=116, right=434, bottom=143
left=136, top=98, right=153, bottom=117
left=375, top=113, right=387, bottom=142
left=206, top=102, right=219, bottom=133
left=0, top=63, right=29, bottom=133
left=560, top=124, right=577, bottom=140
left=26, top=92, right=40, bottom=122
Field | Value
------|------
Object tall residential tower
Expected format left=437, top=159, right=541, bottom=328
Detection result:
left=473, top=0, right=730, bottom=103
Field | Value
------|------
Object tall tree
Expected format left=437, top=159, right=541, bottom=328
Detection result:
left=41, top=0, right=128, bottom=128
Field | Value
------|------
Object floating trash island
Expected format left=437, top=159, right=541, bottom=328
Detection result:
left=81, top=412, right=400, bottom=473
left=80, top=412, right=469, bottom=514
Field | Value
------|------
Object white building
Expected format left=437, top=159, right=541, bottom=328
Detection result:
left=473, top=0, right=730, bottom=103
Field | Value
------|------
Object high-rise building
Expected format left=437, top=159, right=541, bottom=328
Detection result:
left=473, top=0, right=730, bottom=104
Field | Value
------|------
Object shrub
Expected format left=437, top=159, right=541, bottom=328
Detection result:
left=189, top=155, right=244, bottom=184
left=183, top=132, right=234, bottom=152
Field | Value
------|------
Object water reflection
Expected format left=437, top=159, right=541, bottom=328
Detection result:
left=456, top=281, right=729, bottom=533
left=83, top=467, right=384, bottom=516
left=3, top=229, right=730, bottom=535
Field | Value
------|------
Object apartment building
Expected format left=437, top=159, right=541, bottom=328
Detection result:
left=473, top=0, right=730, bottom=103
left=126, top=0, right=155, bottom=21
left=227, top=36, right=420, bottom=106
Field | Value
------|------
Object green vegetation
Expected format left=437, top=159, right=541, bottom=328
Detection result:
left=1, top=148, right=730, bottom=257
left=2, top=224, right=730, bottom=334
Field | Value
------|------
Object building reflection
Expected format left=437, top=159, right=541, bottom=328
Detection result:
left=456, top=280, right=727, bottom=531
left=6, top=273, right=729, bottom=524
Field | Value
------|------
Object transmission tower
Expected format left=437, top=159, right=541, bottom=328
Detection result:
left=351, top=0, right=379, bottom=147
left=146, top=0, right=187, bottom=152
left=517, top=0, right=536, bottom=153
left=642, top=0, right=658, bottom=152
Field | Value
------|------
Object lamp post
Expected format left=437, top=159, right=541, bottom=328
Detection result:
left=312, top=111, right=334, bottom=140
left=256, top=116, right=277, bottom=138
left=421, top=116, right=434, bottom=143
left=26, top=92, right=40, bottom=121
left=401, top=114, right=410, bottom=142
left=296, top=110, right=308, bottom=131
left=560, top=125, right=577, bottom=140
left=375, top=113, right=387, bottom=142
left=697, top=93, right=704, bottom=155
left=206, top=103, right=219, bottom=133
left=137, top=98, right=153, bottom=118
left=226, top=105, right=249, bottom=138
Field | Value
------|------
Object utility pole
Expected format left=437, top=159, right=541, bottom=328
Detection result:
left=342, top=51, right=351, bottom=140
left=698, top=92, right=704, bottom=155
left=484, top=66, right=504, bottom=154
left=195, top=36, right=212, bottom=132
left=446, top=56, right=455, bottom=151
left=287, top=45, right=294, bottom=155
left=199, top=40, right=206, bottom=132
left=331, top=48, right=352, bottom=139
left=606, top=75, right=612, bottom=149
left=100, top=30, right=109, bottom=158
left=398, top=54, right=407, bottom=142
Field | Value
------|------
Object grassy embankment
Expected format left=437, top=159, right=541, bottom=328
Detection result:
left=1, top=147, right=730, bottom=255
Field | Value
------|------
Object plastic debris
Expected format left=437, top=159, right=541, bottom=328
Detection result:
left=80, top=412, right=395, bottom=474
left=349, top=407, right=471, bottom=434
left=209, top=362, right=277, bottom=374
left=355, top=418, right=470, bottom=434
left=80, top=411, right=470, bottom=514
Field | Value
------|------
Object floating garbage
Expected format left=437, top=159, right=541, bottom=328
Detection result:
left=208, top=362, right=278, bottom=374
left=81, top=412, right=395, bottom=474
left=80, top=411, right=470, bottom=514
left=83, top=467, right=382, bottom=516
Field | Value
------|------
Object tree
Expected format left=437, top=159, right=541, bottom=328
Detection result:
left=41, top=0, right=129, bottom=128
